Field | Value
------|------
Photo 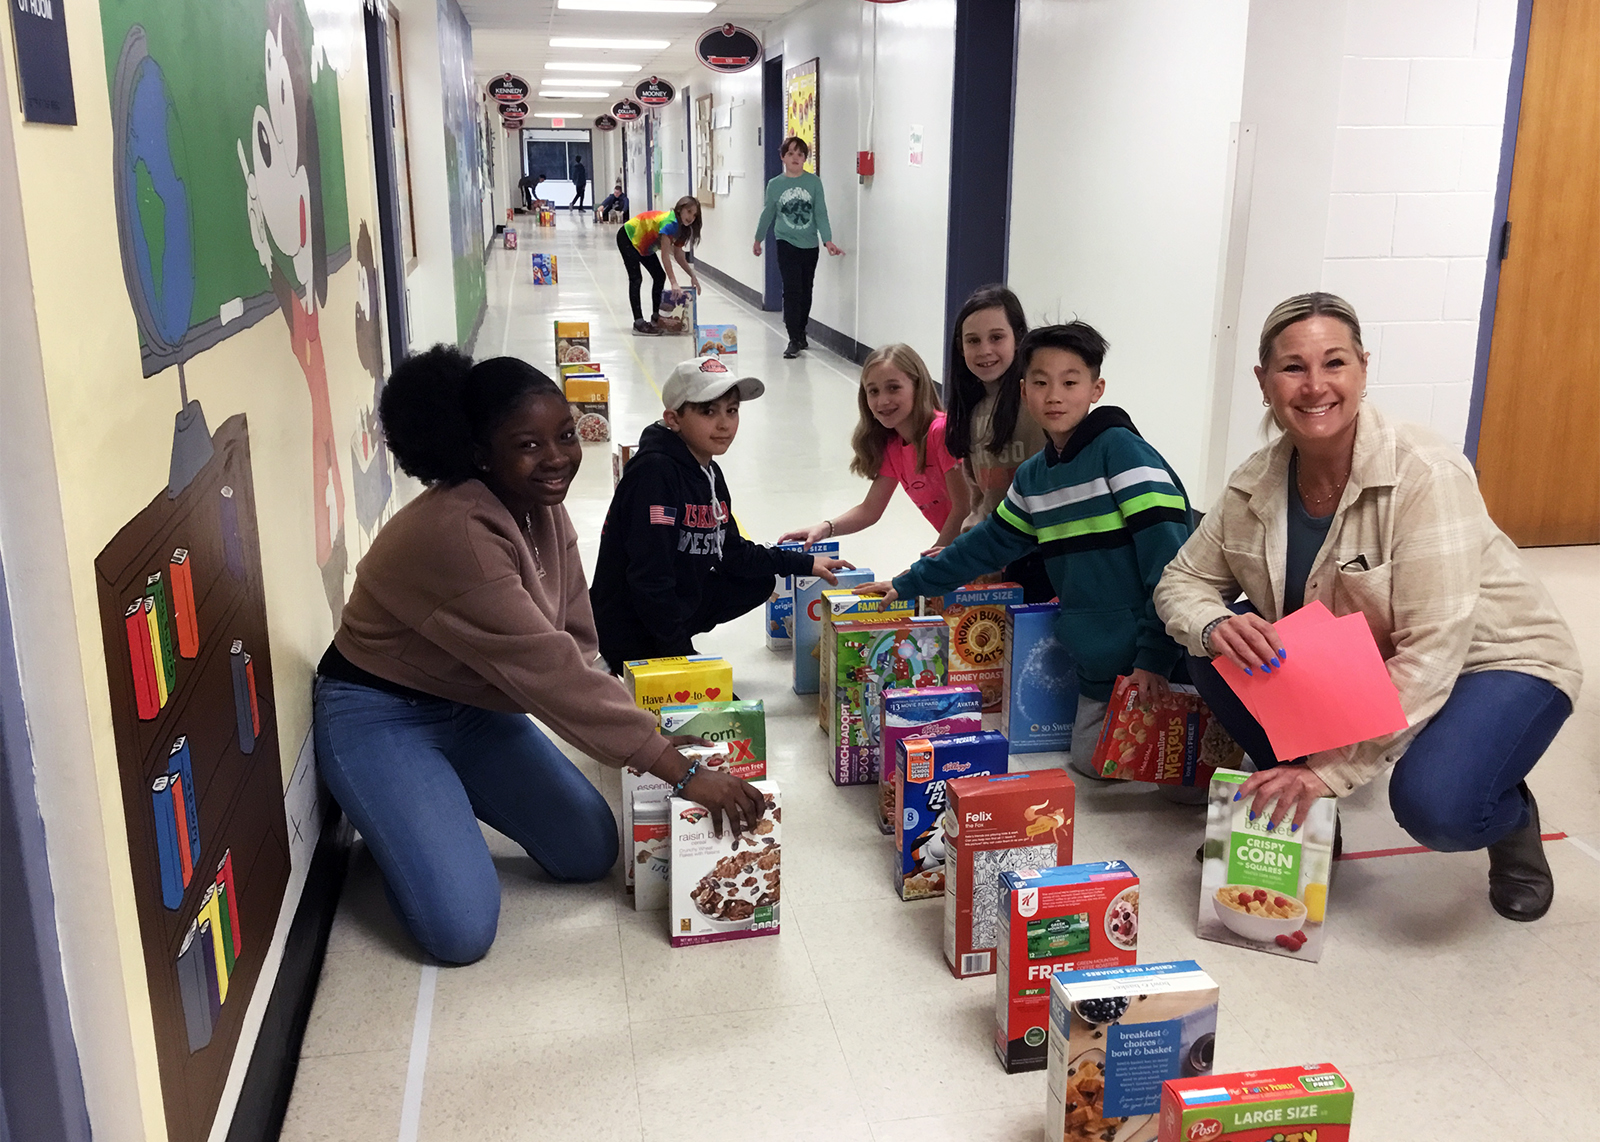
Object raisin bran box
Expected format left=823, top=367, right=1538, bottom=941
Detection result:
left=922, top=583, right=1024, bottom=726
left=658, top=700, right=767, bottom=775
left=943, top=769, right=1076, bottom=978
left=622, top=741, right=735, bottom=895
left=792, top=569, right=877, bottom=694
left=994, top=861, right=1139, bottom=1073
left=1090, top=676, right=1244, bottom=786
left=623, top=655, right=732, bottom=715
left=1002, top=602, right=1080, bottom=754
left=816, top=591, right=918, bottom=728
left=669, top=780, right=780, bottom=947
left=1047, top=961, right=1219, bottom=1142
left=1198, top=769, right=1336, bottom=961
left=895, top=731, right=1008, bottom=900
left=878, top=686, right=982, bottom=835
left=826, top=616, right=948, bottom=785
left=1159, top=1064, right=1353, bottom=1142
left=767, top=540, right=840, bottom=650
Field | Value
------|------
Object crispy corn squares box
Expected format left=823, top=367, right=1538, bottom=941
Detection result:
left=623, top=655, right=732, bottom=715
left=767, top=540, right=839, bottom=649
left=878, top=686, right=982, bottom=835
left=995, top=862, right=1140, bottom=1074
left=792, top=569, right=877, bottom=694
left=922, top=583, right=1025, bottom=727
left=895, top=731, right=1008, bottom=900
left=670, top=780, right=780, bottom=947
left=1159, top=1064, right=1353, bottom=1142
left=1089, top=676, right=1243, bottom=786
left=826, top=617, right=948, bottom=785
left=1047, top=961, right=1219, bottom=1142
left=1003, top=603, right=1079, bottom=753
left=1198, top=769, right=1336, bottom=962
left=944, top=769, right=1075, bottom=978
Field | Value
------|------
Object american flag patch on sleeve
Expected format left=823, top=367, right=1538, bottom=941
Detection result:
left=649, top=505, right=678, bottom=526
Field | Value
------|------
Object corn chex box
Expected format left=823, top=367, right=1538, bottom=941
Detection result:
left=1159, top=1064, right=1353, bottom=1142
left=923, top=583, right=1025, bottom=726
left=670, top=780, right=780, bottom=947
left=895, top=731, right=1008, bottom=900
left=658, top=701, right=767, bottom=775
left=878, top=686, right=982, bottom=835
left=825, top=617, right=948, bottom=785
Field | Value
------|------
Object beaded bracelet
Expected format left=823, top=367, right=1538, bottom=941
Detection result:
left=1201, top=616, right=1231, bottom=656
left=671, top=759, right=702, bottom=797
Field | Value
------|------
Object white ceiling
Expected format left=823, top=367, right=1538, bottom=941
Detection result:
left=466, top=0, right=806, bottom=121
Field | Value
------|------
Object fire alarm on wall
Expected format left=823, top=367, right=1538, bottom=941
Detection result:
left=856, top=150, right=875, bottom=176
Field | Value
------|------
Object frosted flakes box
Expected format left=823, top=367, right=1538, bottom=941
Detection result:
left=878, top=686, right=982, bottom=835
left=658, top=700, right=767, bottom=776
left=1159, top=1064, right=1353, bottom=1142
left=995, top=861, right=1139, bottom=1074
left=767, top=540, right=839, bottom=650
left=670, top=780, right=780, bottom=947
left=792, top=569, right=876, bottom=694
left=944, top=769, right=1075, bottom=978
left=816, top=591, right=918, bottom=728
left=826, top=617, right=948, bottom=786
left=923, top=583, right=1024, bottom=726
left=1197, top=769, right=1335, bottom=962
left=554, top=320, right=590, bottom=364
left=1046, top=961, right=1219, bottom=1142
left=1090, top=676, right=1243, bottom=786
left=1003, top=603, right=1079, bottom=754
left=623, top=655, right=732, bottom=715
left=895, top=731, right=1008, bottom=900
left=622, top=741, right=733, bottom=895
left=696, top=323, right=738, bottom=357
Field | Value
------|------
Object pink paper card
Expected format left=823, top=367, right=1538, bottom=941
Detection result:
left=1215, top=602, right=1408, bottom=759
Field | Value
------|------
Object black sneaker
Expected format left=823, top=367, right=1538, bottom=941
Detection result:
left=783, top=341, right=801, bottom=359
left=633, top=319, right=662, bottom=336
left=798, top=335, right=809, bottom=350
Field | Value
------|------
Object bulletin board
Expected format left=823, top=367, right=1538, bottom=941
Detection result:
left=783, top=57, right=819, bottom=174
left=694, top=93, right=715, bottom=207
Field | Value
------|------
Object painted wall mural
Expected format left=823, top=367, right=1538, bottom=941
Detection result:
left=436, top=0, right=487, bottom=345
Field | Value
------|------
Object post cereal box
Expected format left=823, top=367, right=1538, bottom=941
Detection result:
left=564, top=374, right=611, bottom=443
left=792, top=569, right=876, bottom=694
left=670, top=780, right=780, bottom=947
left=623, top=656, right=732, bottom=715
left=1003, top=603, right=1079, bottom=753
left=658, top=701, right=767, bottom=775
left=923, top=583, right=1024, bottom=726
left=554, top=320, right=590, bottom=364
left=631, top=794, right=671, bottom=910
left=826, top=617, right=948, bottom=785
left=944, top=769, right=1075, bottom=978
left=895, top=732, right=1007, bottom=900
left=696, top=323, right=738, bottom=357
left=817, top=591, right=918, bottom=727
left=879, top=686, right=982, bottom=835
left=1047, top=961, right=1219, bottom=1142
left=1159, top=1064, right=1353, bottom=1142
left=1090, top=676, right=1243, bottom=786
left=1198, top=769, right=1335, bottom=961
left=994, top=861, right=1139, bottom=1073
left=622, top=741, right=733, bottom=896
left=767, top=540, right=839, bottom=649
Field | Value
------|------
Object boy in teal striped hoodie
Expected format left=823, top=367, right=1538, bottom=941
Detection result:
left=873, top=323, right=1194, bottom=776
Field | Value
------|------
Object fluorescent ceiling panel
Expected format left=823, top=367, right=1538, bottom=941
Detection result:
left=549, top=37, right=671, bottom=49
left=557, top=0, right=716, bottom=13
left=538, top=91, right=610, bottom=98
left=545, top=61, right=642, bottom=72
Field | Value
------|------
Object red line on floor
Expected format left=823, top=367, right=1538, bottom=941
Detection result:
left=1337, top=832, right=1568, bottom=861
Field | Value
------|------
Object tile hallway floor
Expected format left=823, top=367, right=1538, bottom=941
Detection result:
left=279, top=215, right=1600, bottom=1142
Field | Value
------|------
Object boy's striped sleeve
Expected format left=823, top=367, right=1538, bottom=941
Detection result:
left=1107, top=438, right=1193, bottom=675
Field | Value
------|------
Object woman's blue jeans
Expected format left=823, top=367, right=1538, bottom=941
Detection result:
left=313, top=677, right=618, bottom=963
left=1186, top=611, right=1572, bottom=853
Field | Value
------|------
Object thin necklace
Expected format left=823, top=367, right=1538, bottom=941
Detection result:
left=522, top=512, right=547, bottom=579
left=1295, top=452, right=1350, bottom=512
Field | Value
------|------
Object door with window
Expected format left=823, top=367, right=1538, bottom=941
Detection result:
left=522, top=129, right=593, bottom=207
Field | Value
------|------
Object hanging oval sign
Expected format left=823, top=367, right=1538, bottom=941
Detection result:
left=594, top=113, right=619, bottom=132
left=695, top=24, right=762, bottom=74
left=487, top=73, right=530, bottom=104
left=634, top=76, right=676, bottom=107
left=499, top=101, right=528, bottom=118
left=500, top=114, right=525, bottom=127
left=611, top=98, right=644, bottom=122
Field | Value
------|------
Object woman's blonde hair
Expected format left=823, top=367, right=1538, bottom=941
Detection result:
left=1257, top=292, right=1365, bottom=437
left=850, top=344, right=943, bottom=479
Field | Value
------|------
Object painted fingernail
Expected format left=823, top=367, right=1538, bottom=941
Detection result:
left=1244, top=667, right=1253, bottom=676
left=1291, top=822, right=1301, bottom=832
left=1278, top=649, right=1287, bottom=661
left=1233, top=790, right=1243, bottom=802
left=1248, top=810, right=1256, bottom=822
left=1261, top=661, right=1272, bottom=673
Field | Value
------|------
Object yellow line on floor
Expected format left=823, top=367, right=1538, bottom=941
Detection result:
left=571, top=239, right=662, bottom=401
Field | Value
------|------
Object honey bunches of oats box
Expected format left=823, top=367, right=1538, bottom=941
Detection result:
left=827, top=617, right=948, bottom=785
left=1159, top=1064, right=1353, bottom=1142
left=923, top=583, right=1024, bottom=727
left=878, top=686, right=982, bottom=835
left=669, top=780, right=780, bottom=947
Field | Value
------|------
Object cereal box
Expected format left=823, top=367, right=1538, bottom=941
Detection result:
left=878, top=686, right=982, bottom=835
left=658, top=701, right=767, bottom=775
left=669, top=780, right=780, bottom=947
left=530, top=251, right=557, bottom=282
left=1047, top=961, right=1219, bottom=1142
left=696, top=324, right=738, bottom=357
left=554, top=320, right=590, bottom=364
left=658, top=288, right=696, bottom=334
left=564, top=374, right=611, bottom=443
left=622, top=741, right=733, bottom=895
left=1003, top=603, right=1079, bottom=754
left=1090, top=676, right=1243, bottom=787
left=896, top=732, right=1008, bottom=900
left=826, top=617, right=948, bottom=786
left=503, top=227, right=519, bottom=249
left=1159, top=1064, right=1353, bottom=1142
left=613, top=441, right=635, bottom=488
left=767, top=540, right=839, bottom=649
left=631, top=794, right=671, bottom=910
left=944, top=769, right=1076, bottom=978
left=792, top=569, right=877, bottom=694
left=623, top=656, right=732, bottom=715
left=1197, top=769, right=1335, bottom=962
left=816, top=591, right=919, bottom=727
left=923, top=583, right=1025, bottom=726
left=994, top=862, right=1140, bottom=1073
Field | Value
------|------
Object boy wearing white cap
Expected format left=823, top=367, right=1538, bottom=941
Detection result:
left=592, top=356, right=854, bottom=672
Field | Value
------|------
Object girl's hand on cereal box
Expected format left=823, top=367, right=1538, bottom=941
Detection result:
left=810, top=555, right=855, bottom=585
left=1128, top=668, right=1171, bottom=707
left=1207, top=613, right=1287, bottom=676
left=1237, top=764, right=1334, bottom=833
left=777, top=522, right=830, bottom=549
left=855, top=581, right=897, bottom=602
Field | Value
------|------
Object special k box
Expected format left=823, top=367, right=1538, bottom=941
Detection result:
left=669, top=780, right=780, bottom=947
left=1090, top=676, right=1243, bottom=787
left=878, top=686, right=982, bottom=835
left=1159, top=1065, right=1353, bottom=1142
left=943, top=770, right=1076, bottom=978
left=923, top=583, right=1024, bottom=725
left=995, top=862, right=1139, bottom=1073
left=896, top=732, right=1008, bottom=900
left=623, top=656, right=732, bottom=715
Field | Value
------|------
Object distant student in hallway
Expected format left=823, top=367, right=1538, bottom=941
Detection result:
left=591, top=356, right=853, bottom=672
left=569, top=156, right=587, bottom=210
left=617, top=198, right=702, bottom=336
left=752, top=136, right=843, bottom=359
left=518, top=170, right=543, bottom=210
left=599, top=182, right=627, bottom=220
left=779, top=343, right=970, bottom=551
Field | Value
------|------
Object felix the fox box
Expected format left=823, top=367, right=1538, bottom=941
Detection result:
left=1159, top=1064, right=1353, bottom=1142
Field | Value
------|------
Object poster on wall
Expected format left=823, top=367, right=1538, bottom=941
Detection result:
left=693, top=93, right=715, bottom=207
left=784, top=57, right=819, bottom=174
left=695, top=24, right=761, bottom=74
left=436, top=0, right=488, bottom=346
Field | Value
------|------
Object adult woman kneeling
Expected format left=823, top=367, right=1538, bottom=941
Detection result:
left=314, top=347, right=765, bottom=963
left=1154, top=293, right=1581, bottom=922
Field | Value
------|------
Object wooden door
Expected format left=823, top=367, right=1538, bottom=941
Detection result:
left=1476, top=0, right=1600, bottom=546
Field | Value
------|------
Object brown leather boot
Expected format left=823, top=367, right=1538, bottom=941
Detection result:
left=1487, top=782, right=1554, bottom=922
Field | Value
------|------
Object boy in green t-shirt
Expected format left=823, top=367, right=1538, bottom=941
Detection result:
left=753, top=136, right=844, bottom=358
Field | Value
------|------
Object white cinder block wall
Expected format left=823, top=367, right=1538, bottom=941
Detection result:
left=1320, top=0, right=1516, bottom=450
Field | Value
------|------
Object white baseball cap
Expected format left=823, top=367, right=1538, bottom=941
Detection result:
left=661, top=356, right=765, bottom=410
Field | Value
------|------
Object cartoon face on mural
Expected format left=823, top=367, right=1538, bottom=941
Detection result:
left=351, top=220, right=393, bottom=548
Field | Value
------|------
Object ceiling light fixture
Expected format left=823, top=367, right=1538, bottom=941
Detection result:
left=557, top=0, right=716, bottom=13
left=549, top=37, right=670, bottom=50
left=541, top=77, right=621, bottom=86
left=538, top=91, right=609, bottom=98
left=544, top=61, right=642, bottom=72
